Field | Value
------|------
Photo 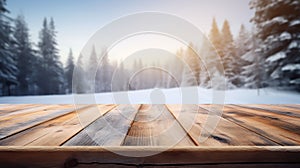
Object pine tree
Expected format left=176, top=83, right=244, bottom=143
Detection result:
left=197, top=18, right=226, bottom=89
left=97, top=48, right=112, bottom=92
left=64, top=49, right=75, bottom=94
left=181, top=43, right=201, bottom=86
left=236, top=25, right=251, bottom=58
left=0, top=0, right=18, bottom=95
left=13, top=15, right=36, bottom=95
left=250, top=0, right=300, bottom=90
left=210, top=17, right=223, bottom=57
left=242, top=35, right=265, bottom=90
left=236, top=25, right=254, bottom=87
left=73, top=54, right=87, bottom=93
left=85, top=45, right=98, bottom=92
left=221, top=20, right=240, bottom=88
left=37, top=18, right=64, bottom=94
left=112, top=62, right=127, bottom=91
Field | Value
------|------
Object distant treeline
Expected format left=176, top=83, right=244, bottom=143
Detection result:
left=0, top=0, right=75, bottom=95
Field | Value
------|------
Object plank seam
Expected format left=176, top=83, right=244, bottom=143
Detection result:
left=199, top=106, right=283, bottom=146
left=120, top=104, right=142, bottom=146
left=165, top=105, right=200, bottom=146
left=60, top=105, right=117, bottom=146
left=0, top=105, right=91, bottom=142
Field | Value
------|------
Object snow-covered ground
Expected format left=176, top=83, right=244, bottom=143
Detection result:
left=0, top=87, right=299, bottom=104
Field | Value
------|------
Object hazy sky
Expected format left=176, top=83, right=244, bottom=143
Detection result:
left=7, top=0, right=254, bottom=63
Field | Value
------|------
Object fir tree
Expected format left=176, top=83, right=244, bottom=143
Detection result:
left=73, top=54, right=87, bottom=93
left=37, top=18, right=64, bottom=94
left=236, top=24, right=254, bottom=87
left=250, top=0, right=300, bottom=90
left=13, top=15, right=36, bottom=95
left=210, top=17, right=223, bottom=57
left=0, top=0, right=18, bottom=95
left=221, top=20, right=240, bottom=88
left=64, top=49, right=75, bottom=94
left=96, top=48, right=112, bottom=92
left=181, top=43, right=201, bottom=86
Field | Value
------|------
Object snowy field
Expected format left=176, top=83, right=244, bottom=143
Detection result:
left=0, top=87, right=299, bottom=104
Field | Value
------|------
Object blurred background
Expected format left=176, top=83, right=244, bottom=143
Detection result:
left=0, top=0, right=299, bottom=98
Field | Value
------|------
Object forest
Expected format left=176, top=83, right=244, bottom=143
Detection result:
left=0, top=0, right=299, bottom=96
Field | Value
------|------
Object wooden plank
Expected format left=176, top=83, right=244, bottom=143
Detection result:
left=167, top=105, right=277, bottom=146
left=0, top=146, right=299, bottom=168
left=0, top=104, right=61, bottom=117
left=0, top=104, right=72, bottom=129
left=240, top=104, right=300, bottom=117
left=0, top=104, right=42, bottom=115
left=220, top=105, right=300, bottom=145
left=0, top=105, right=115, bottom=146
left=231, top=105, right=300, bottom=135
left=282, top=104, right=300, bottom=110
left=64, top=105, right=141, bottom=146
left=0, top=105, right=78, bottom=140
left=122, top=105, right=195, bottom=146
left=267, top=104, right=300, bottom=113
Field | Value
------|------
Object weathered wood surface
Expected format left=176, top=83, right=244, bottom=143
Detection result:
left=64, top=105, right=141, bottom=146
left=0, top=104, right=76, bottom=140
left=123, top=105, right=196, bottom=146
left=0, top=104, right=299, bottom=147
left=221, top=105, right=300, bottom=145
left=166, top=105, right=277, bottom=146
left=0, top=105, right=115, bottom=146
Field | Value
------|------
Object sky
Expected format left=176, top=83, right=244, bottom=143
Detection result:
left=7, top=0, right=254, bottom=63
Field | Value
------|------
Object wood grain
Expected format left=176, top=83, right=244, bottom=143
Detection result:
left=0, top=105, right=78, bottom=139
left=0, top=104, right=299, bottom=147
left=64, top=105, right=141, bottom=146
left=0, top=105, right=115, bottom=146
left=166, top=105, right=277, bottom=146
left=122, top=105, right=195, bottom=146
left=0, top=104, right=42, bottom=115
left=221, top=105, right=300, bottom=145
left=240, top=104, right=300, bottom=117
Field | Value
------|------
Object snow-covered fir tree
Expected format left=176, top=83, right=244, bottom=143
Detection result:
left=96, top=48, right=113, bottom=92
left=86, top=45, right=98, bottom=92
left=250, top=0, right=300, bottom=90
left=181, top=43, right=201, bottom=86
left=236, top=25, right=252, bottom=59
left=198, top=18, right=226, bottom=89
left=73, top=54, right=88, bottom=93
left=0, top=0, right=18, bottom=95
left=221, top=20, right=240, bottom=88
left=235, top=25, right=264, bottom=89
left=64, top=49, right=75, bottom=94
left=210, top=17, right=223, bottom=57
left=37, top=18, right=64, bottom=94
left=13, top=15, right=36, bottom=95
left=242, top=34, right=266, bottom=90
left=112, top=62, right=128, bottom=91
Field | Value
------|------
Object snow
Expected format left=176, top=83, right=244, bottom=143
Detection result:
left=241, top=51, right=255, bottom=62
left=290, top=19, right=300, bottom=26
left=282, top=64, right=300, bottom=71
left=0, top=87, right=299, bottom=104
left=279, top=32, right=291, bottom=41
left=288, top=41, right=299, bottom=49
left=266, top=51, right=286, bottom=62
left=290, top=79, right=300, bottom=85
left=262, top=16, right=288, bottom=28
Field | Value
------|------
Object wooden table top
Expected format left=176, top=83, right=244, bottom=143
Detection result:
left=0, top=104, right=299, bottom=147
left=0, top=104, right=300, bottom=167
